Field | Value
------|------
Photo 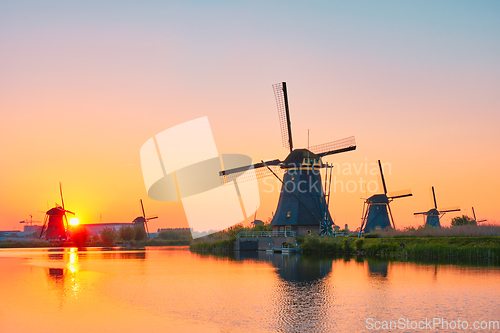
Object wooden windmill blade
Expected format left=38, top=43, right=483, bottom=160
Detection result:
left=431, top=186, right=438, bottom=209
left=59, top=182, right=70, bottom=238
left=414, top=211, right=428, bottom=215
left=219, top=159, right=281, bottom=176
left=440, top=208, right=461, bottom=213
left=309, top=136, right=356, bottom=157
left=140, top=199, right=146, bottom=218
left=378, top=160, right=388, bottom=194
left=219, top=159, right=283, bottom=184
left=39, top=214, right=49, bottom=238
left=273, top=82, right=293, bottom=153
left=388, top=189, right=413, bottom=199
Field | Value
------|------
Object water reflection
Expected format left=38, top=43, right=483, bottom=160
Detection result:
left=235, top=252, right=334, bottom=332
left=48, top=268, right=64, bottom=280
left=44, top=248, right=147, bottom=309
left=365, top=257, right=389, bottom=277
left=99, top=250, right=147, bottom=260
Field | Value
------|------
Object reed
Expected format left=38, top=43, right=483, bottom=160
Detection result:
left=300, top=235, right=500, bottom=260
left=372, top=224, right=500, bottom=238
left=189, top=239, right=233, bottom=252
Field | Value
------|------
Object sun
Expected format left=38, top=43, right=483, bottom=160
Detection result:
left=69, top=218, right=80, bottom=226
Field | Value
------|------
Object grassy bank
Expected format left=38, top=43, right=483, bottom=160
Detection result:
left=299, top=236, right=500, bottom=260
left=189, top=223, right=272, bottom=253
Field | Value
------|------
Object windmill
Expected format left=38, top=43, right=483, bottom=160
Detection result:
left=360, top=160, right=412, bottom=232
left=414, top=187, right=460, bottom=227
left=132, top=199, right=158, bottom=238
left=220, top=82, right=356, bottom=236
left=472, top=207, right=487, bottom=224
left=39, top=183, right=75, bottom=240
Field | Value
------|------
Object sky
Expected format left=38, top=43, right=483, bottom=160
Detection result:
left=1, top=0, right=499, bottom=232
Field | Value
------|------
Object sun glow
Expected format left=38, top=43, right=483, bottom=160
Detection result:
left=69, top=218, right=80, bottom=226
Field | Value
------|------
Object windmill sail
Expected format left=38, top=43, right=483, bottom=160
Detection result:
left=273, top=82, right=293, bottom=152
left=220, top=163, right=285, bottom=185
left=308, top=136, right=356, bottom=157
left=388, top=189, right=413, bottom=199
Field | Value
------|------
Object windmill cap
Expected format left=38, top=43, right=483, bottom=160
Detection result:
left=46, top=207, right=66, bottom=216
left=133, top=216, right=146, bottom=223
left=427, top=208, right=440, bottom=216
left=367, top=194, right=389, bottom=204
left=282, top=149, right=320, bottom=165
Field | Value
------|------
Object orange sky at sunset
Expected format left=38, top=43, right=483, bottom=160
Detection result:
left=1, top=1, right=499, bottom=232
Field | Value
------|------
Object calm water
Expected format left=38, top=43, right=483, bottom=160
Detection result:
left=0, top=247, right=499, bottom=333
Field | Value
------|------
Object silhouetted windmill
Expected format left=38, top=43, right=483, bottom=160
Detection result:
left=39, top=183, right=75, bottom=240
left=472, top=207, right=487, bottom=224
left=132, top=199, right=158, bottom=238
left=414, top=187, right=460, bottom=227
left=360, top=160, right=412, bottom=232
left=220, top=82, right=356, bottom=236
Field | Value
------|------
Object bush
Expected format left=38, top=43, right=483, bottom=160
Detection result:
left=100, top=227, right=118, bottom=246
left=355, top=239, right=364, bottom=251
left=134, top=224, right=147, bottom=241
left=119, top=226, right=136, bottom=242
left=452, top=215, right=477, bottom=227
left=343, top=239, right=353, bottom=253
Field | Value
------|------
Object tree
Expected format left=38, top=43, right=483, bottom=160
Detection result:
left=71, top=225, right=90, bottom=247
left=134, top=224, right=147, bottom=241
left=119, top=226, right=136, bottom=243
left=451, top=215, right=477, bottom=227
left=100, top=227, right=118, bottom=246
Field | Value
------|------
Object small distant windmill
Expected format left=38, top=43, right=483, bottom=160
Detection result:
left=414, top=187, right=460, bottom=227
left=472, top=207, right=487, bottom=224
left=220, top=82, right=356, bottom=236
left=360, top=160, right=412, bottom=232
left=132, top=199, right=158, bottom=238
left=39, top=183, right=75, bottom=240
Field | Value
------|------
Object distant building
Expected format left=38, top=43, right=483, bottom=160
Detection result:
left=23, top=225, right=42, bottom=234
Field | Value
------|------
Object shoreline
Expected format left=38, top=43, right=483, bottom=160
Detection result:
left=189, top=236, right=500, bottom=261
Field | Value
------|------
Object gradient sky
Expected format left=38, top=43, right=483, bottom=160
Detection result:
left=1, top=1, right=499, bottom=231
